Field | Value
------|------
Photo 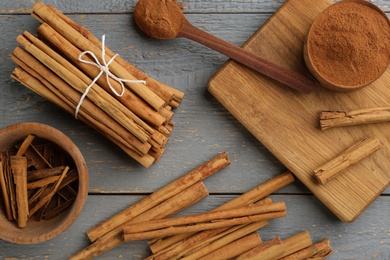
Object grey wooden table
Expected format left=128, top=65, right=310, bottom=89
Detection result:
left=0, top=0, right=389, bottom=259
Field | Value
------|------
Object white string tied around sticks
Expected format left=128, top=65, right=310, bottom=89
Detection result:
left=75, top=34, right=146, bottom=119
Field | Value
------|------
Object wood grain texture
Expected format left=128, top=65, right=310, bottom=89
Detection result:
left=0, top=195, right=388, bottom=259
left=208, top=0, right=390, bottom=222
left=0, top=0, right=389, bottom=13
left=0, top=0, right=389, bottom=259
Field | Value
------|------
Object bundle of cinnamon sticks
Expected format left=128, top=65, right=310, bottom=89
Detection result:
left=0, top=134, right=78, bottom=228
left=11, top=2, right=185, bottom=167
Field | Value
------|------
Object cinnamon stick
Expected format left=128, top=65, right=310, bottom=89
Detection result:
left=237, top=236, right=285, bottom=260
left=124, top=212, right=285, bottom=243
left=175, top=198, right=272, bottom=259
left=314, top=137, right=381, bottom=184
left=198, top=232, right=263, bottom=260
left=69, top=181, right=209, bottom=260
left=27, top=166, right=66, bottom=182
left=86, top=152, right=230, bottom=242
left=27, top=175, right=61, bottom=190
left=10, top=156, right=29, bottom=228
left=123, top=202, right=286, bottom=241
left=277, top=230, right=313, bottom=259
left=279, top=238, right=333, bottom=260
left=21, top=141, right=52, bottom=170
left=29, top=166, right=69, bottom=216
left=0, top=160, right=13, bottom=220
left=148, top=171, right=294, bottom=256
left=15, top=134, right=35, bottom=156
left=217, top=171, right=294, bottom=211
left=320, top=107, right=390, bottom=130
left=42, top=197, right=75, bottom=220
left=183, top=221, right=268, bottom=260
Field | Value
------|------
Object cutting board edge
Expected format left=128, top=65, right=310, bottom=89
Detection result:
left=207, top=0, right=390, bottom=222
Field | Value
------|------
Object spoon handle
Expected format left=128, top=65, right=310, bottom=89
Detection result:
left=178, top=20, right=314, bottom=93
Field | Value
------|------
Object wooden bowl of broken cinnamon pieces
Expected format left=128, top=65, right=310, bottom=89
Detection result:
left=0, top=123, right=88, bottom=244
left=304, top=0, right=390, bottom=92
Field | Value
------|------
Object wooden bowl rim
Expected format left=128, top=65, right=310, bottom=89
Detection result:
left=0, top=122, right=88, bottom=244
left=304, top=0, right=390, bottom=91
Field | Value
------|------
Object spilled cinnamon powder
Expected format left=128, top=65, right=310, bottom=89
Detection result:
left=307, top=1, right=390, bottom=87
left=134, top=0, right=184, bottom=39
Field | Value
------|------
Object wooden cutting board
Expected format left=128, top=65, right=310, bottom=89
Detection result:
left=208, top=0, right=390, bottom=222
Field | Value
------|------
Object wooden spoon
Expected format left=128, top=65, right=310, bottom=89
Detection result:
left=134, top=0, right=315, bottom=93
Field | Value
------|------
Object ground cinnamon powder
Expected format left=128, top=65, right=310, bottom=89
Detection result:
left=134, top=0, right=184, bottom=39
left=308, top=1, right=390, bottom=87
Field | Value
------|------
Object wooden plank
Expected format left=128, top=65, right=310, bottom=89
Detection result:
left=0, top=0, right=389, bottom=13
left=1, top=12, right=389, bottom=194
left=0, top=195, right=388, bottom=259
left=208, top=0, right=390, bottom=222
left=0, top=0, right=388, bottom=258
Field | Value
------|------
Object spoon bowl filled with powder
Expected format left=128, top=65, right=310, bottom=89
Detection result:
left=304, top=0, right=390, bottom=92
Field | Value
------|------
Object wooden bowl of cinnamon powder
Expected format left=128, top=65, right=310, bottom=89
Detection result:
left=304, top=0, right=390, bottom=92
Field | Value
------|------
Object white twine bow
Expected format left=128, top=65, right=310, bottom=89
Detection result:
left=75, top=34, right=146, bottom=118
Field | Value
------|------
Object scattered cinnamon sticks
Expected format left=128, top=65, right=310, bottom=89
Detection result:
left=146, top=171, right=295, bottom=260
left=0, top=134, right=79, bottom=228
left=69, top=152, right=230, bottom=260
left=237, top=236, right=285, bottom=260
left=320, top=107, right=390, bottom=130
left=11, top=2, right=185, bottom=167
left=314, top=137, right=381, bottom=184
left=123, top=202, right=287, bottom=242
left=279, top=237, right=333, bottom=260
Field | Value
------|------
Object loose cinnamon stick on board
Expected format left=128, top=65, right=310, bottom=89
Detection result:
left=123, top=202, right=286, bottom=242
left=10, top=156, right=29, bottom=228
left=279, top=238, right=333, bottom=260
left=314, top=137, right=381, bottom=184
left=277, top=230, right=313, bottom=259
left=148, top=171, right=294, bottom=256
left=69, top=181, right=209, bottom=260
left=320, top=107, right=390, bottom=130
left=86, top=152, right=230, bottom=242
left=237, top=236, right=285, bottom=260
left=198, top=232, right=262, bottom=260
